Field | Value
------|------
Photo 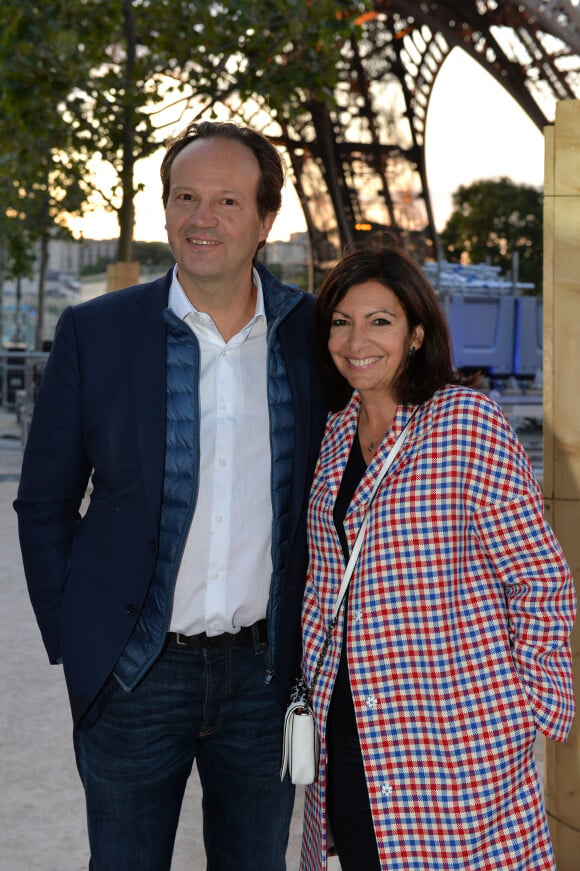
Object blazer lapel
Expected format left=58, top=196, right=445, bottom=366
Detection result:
left=320, top=394, right=360, bottom=498
left=326, top=399, right=430, bottom=532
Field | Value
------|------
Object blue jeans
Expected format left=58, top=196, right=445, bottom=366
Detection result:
left=73, top=638, right=295, bottom=870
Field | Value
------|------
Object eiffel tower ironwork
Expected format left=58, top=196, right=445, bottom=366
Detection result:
left=268, top=1, right=580, bottom=271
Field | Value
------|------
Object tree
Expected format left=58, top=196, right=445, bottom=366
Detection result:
left=0, top=0, right=370, bottom=345
left=439, top=177, right=543, bottom=293
left=0, top=205, right=37, bottom=346
left=62, top=0, right=372, bottom=262
left=0, top=0, right=96, bottom=348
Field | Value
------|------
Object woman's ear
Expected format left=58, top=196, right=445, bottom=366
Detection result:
left=412, top=323, right=425, bottom=351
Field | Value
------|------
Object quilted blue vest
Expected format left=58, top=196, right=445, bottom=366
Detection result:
left=115, top=294, right=295, bottom=691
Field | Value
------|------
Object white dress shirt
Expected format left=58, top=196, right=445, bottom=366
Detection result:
left=167, top=267, right=272, bottom=636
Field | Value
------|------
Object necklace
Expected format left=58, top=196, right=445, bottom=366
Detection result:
left=358, top=404, right=394, bottom=455
left=358, top=422, right=385, bottom=454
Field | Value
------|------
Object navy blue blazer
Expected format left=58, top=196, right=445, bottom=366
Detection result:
left=15, top=266, right=327, bottom=725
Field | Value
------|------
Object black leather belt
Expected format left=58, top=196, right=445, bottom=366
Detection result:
left=165, top=619, right=267, bottom=650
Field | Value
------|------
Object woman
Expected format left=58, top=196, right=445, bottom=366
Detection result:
left=300, top=241, right=576, bottom=870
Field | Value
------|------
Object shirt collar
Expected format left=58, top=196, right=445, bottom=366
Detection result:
left=168, top=264, right=266, bottom=328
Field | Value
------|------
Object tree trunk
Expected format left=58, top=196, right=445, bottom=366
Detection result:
left=34, top=231, right=49, bottom=351
left=0, top=233, right=6, bottom=347
left=116, top=0, right=137, bottom=263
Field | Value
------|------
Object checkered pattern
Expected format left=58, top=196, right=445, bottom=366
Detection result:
left=300, top=387, right=576, bottom=871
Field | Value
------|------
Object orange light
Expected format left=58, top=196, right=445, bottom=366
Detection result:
left=355, top=12, right=379, bottom=25
left=355, top=222, right=373, bottom=231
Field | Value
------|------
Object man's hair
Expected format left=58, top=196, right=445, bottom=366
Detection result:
left=160, top=120, right=285, bottom=219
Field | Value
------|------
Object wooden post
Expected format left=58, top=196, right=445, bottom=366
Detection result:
left=106, top=262, right=140, bottom=293
left=543, top=99, right=580, bottom=867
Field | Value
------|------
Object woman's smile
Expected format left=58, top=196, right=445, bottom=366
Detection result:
left=346, top=355, right=382, bottom=368
left=328, top=280, right=423, bottom=402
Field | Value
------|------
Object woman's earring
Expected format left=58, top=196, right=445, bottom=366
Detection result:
left=408, top=346, right=416, bottom=358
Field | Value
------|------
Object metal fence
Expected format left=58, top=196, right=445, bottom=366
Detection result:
left=0, top=349, right=50, bottom=441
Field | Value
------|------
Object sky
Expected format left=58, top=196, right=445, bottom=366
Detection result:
left=70, top=48, right=546, bottom=244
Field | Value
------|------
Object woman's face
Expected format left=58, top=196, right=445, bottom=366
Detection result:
left=328, top=280, right=424, bottom=401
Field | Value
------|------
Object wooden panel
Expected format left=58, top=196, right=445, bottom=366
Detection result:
left=551, top=501, right=580, bottom=592
left=550, top=206, right=580, bottom=498
left=543, top=124, right=555, bottom=500
left=544, top=123, right=555, bottom=197
left=553, top=100, right=580, bottom=197
left=106, top=262, right=140, bottom=293
left=545, top=104, right=580, bottom=499
left=547, top=811, right=580, bottom=870
left=543, top=100, right=580, bottom=871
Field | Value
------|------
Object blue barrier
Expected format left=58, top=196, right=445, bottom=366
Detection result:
left=447, top=295, right=515, bottom=374
left=446, top=293, right=542, bottom=377
left=423, top=263, right=541, bottom=379
left=513, top=296, right=542, bottom=377
left=422, top=260, right=543, bottom=379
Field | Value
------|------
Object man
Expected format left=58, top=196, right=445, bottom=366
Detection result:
left=14, top=121, right=327, bottom=870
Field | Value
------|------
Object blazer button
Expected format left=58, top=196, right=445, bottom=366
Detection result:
left=126, top=603, right=139, bottom=616
left=147, top=540, right=157, bottom=552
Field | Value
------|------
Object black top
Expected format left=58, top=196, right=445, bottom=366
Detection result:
left=333, top=432, right=367, bottom=561
left=330, top=431, right=367, bottom=717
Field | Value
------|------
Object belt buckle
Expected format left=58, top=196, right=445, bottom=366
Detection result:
left=174, top=632, right=188, bottom=647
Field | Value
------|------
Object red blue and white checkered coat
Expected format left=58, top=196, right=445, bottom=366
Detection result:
left=300, top=386, right=576, bottom=871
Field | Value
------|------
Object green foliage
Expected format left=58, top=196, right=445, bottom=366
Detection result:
left=0, top=0, right=371, bottom=267
left=146, top=0, right=369, bottom=114
left=80, top=257, right=113, bottom=278
left=439, top=177, right=543, bottom=293
left=262, top=260, right=310, bottom=290
left=133, top=241, right=173, bottom=269
left=0, top=0, right=103, bottom=346
left=0, top=1, right=94, bottom=267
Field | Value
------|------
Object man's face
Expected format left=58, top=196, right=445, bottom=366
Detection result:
left=164, top=136, right=276, bottom=298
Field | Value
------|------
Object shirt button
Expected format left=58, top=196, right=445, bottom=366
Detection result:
left=366, top=694, right=378, bottom=709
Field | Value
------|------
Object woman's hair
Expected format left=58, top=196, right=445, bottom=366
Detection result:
left=160, top=120, right=285, bottom=224
left=315, top=236, right=462, bottom=411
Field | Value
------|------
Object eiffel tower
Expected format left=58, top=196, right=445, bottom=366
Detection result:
left=269, top=1, right=580, bottom=270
